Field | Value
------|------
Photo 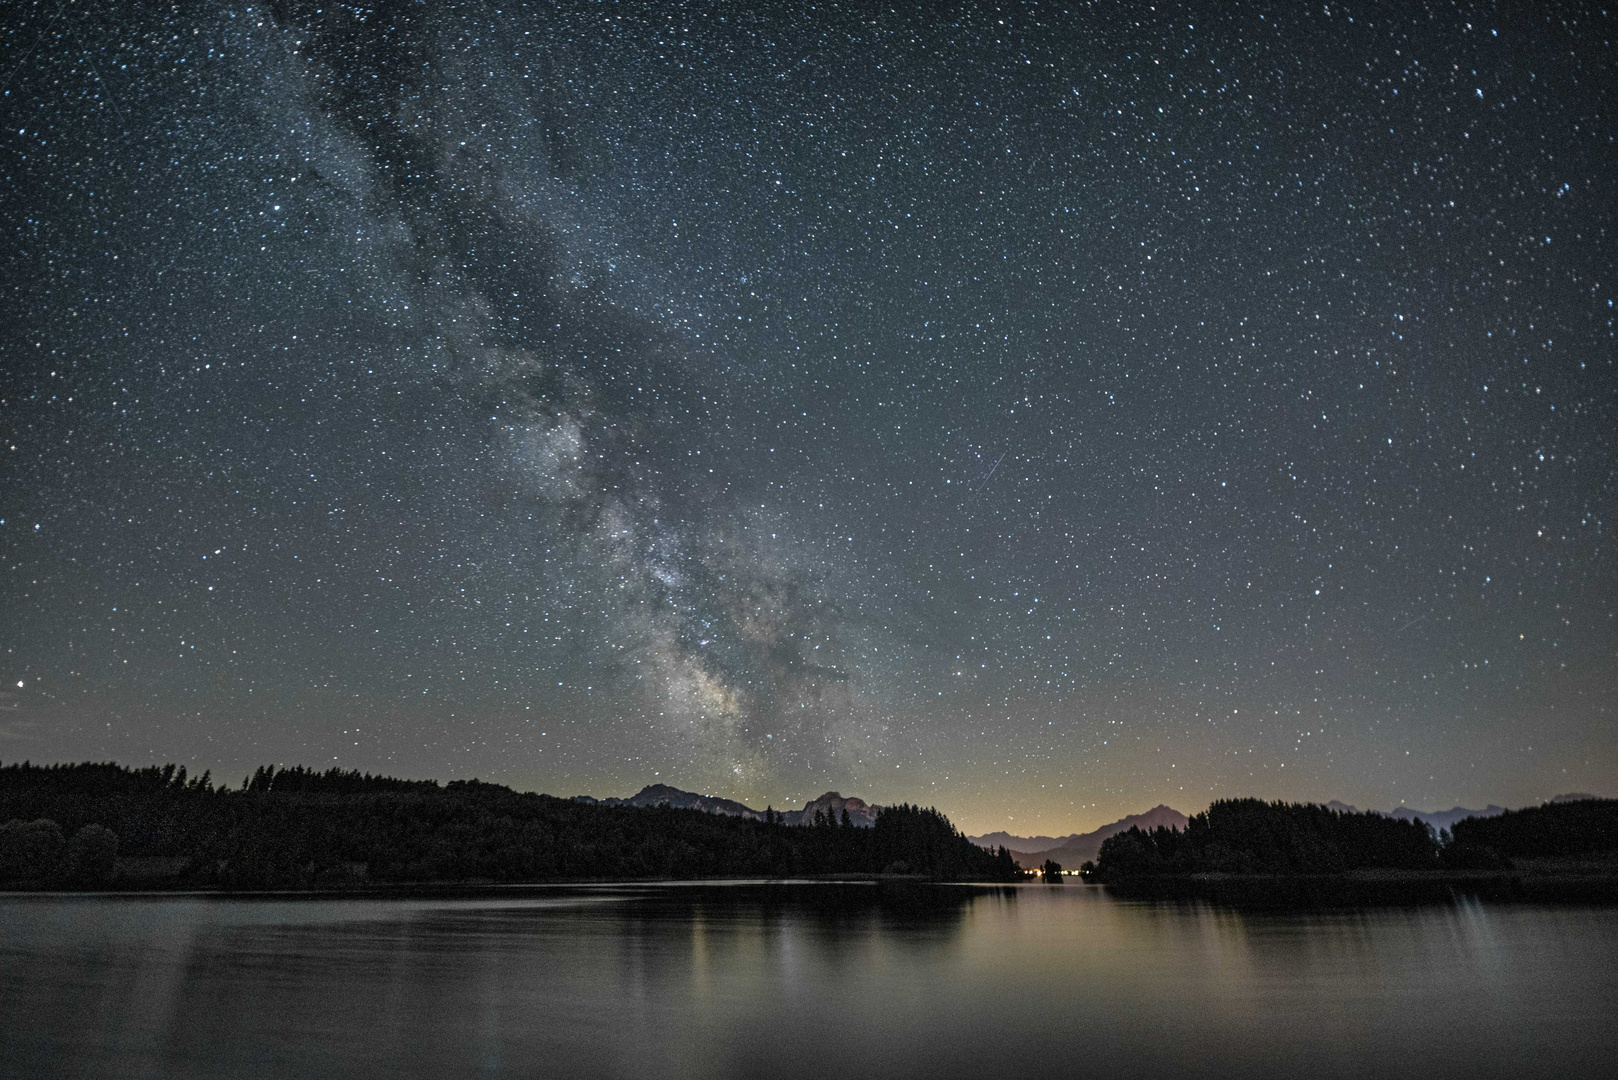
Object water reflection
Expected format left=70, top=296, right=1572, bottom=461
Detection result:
left=2, top=884, right=1614, bottom=1079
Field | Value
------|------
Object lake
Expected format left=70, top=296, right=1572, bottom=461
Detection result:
left=3, top=883, right=1615, bottom=1079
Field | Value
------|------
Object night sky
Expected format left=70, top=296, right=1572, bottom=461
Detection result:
left=3, top=1, right=1613, bottom=834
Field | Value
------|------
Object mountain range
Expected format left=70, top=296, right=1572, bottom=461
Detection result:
left=569, top=786, right=1605, bottom=859
left=969, top=831, right=1071, bottom=852
left=571, top=784, right=881, bottom=828
left=969, top=796, right=1604, bottom=871
left=970, top=805, right=1192, bottom=871
left=1316, top=796, right=1606, bottom=831
left=1321, top=800, right=1509, bottom=834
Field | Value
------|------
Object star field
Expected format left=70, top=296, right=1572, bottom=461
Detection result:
left=2, top=1, right=1613, bottom=833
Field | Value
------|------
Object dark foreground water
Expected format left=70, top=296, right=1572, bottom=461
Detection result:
left=3, top=883, right=1616, bottom=1079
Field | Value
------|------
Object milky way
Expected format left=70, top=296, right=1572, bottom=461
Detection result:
left=2, top=1, right=1613, bottom=832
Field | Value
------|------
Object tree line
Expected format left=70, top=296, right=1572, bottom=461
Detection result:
left=0, top=761, right=1023, bottom=888
left=1449, top=798, right=1618, bottom=859
left=1091, top=796, right=1618, bottom=880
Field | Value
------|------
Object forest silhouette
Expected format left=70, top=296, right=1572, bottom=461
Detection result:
left=0, top=761, right=1021, bottom=888
left=1089, top=796, right=1618, bottom=892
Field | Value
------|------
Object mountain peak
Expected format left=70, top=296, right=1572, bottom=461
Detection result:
left=800, top=791, right=879, bottom=826
left=633, top=783, right=688, bottom=799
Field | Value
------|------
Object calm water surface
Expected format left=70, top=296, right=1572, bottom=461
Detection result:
left=3, top=883, right=1615, bottom=1079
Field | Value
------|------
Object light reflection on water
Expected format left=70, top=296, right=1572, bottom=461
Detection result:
left=2, top=884, right=1614, bottom=1079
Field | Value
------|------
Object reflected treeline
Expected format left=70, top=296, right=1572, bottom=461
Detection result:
left=1103, top=874, right=1618, bottom=909
left=0, top=761, right=1023, bottom=889
left=631, top=881, right=1014, bottom=934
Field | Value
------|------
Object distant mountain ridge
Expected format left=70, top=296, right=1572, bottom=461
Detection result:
left=571, top=784, right=881, bottom=828
left=968, top=831, right=1070, bottom=853
left=1324, top=799, right=1507, bottom=833
left=969, top=805, right=1191, bottom=870
left=1389, top=804, right=1508, bottom=833
left=568, top=787, right=1606, bottom=845
left=966, top=794, right=1591, bottom=871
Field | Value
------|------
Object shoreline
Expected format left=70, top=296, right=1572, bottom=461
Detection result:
left=0, top=873, right=977, bottom=897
